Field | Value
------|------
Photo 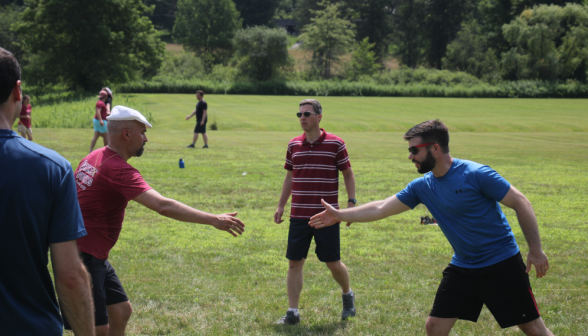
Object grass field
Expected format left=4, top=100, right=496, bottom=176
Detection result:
left=29, top=95, right=588, bottom=335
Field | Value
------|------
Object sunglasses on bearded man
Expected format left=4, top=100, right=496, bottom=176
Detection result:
left=408, top=143, right=436, bottom=155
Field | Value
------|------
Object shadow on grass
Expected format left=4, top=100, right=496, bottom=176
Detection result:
left=273, top=320, right=349, bottom=335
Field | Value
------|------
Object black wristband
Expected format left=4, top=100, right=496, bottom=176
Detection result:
left=348, top=198, right=357, bottom=204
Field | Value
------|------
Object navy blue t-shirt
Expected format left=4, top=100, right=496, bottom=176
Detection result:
left=196, top=100, right=207, bottom=122
left=0, top=130, right=86, bottom=335
left=396, top=158, right=518, bottom=268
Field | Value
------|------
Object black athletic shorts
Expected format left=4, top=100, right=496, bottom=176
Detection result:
left=63, top=253, right=129, bottom=329
left=194, top=120, right=206, bottom=133
left=430, top=252, right=541, bottom=328
left=286, top=218, right=340, bottom=262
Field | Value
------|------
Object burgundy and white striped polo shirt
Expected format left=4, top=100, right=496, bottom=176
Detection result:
left=284, top=128, right=351, bottom=219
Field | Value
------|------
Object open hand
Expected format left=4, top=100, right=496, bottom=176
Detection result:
left=309, top=199, right=341, bottom=229
left=526, top=249, right=549, bottom=278
left=211, top=212, right=245, bottom=237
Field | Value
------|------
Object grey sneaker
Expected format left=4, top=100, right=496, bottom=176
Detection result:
left=276, top=311, right=300, bottom=325
left=186, top=144, right=195, bottom=148
left=341, top=291, right=356, bottom=320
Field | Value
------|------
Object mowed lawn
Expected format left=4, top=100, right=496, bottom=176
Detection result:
left=32, top=95, right=587, bottom=335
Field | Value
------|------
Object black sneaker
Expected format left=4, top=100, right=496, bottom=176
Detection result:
left=276, top=311, right=300, bottom=325
left=202, top=144, right=209, bottom=148
left=186, top=144, right=195, bottom=148
left=341, top=291, right=356, bottom=320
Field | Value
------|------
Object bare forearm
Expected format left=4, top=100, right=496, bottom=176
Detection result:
left=158, top=198, right=217, bottom=225
left=188, top=110, right=196, bottom=118
left=278, top=175, right=292, bottom=208
left=514, top=199, right=543, bottom=251
left=55, top=269, right=94, bottom=336
left=342, top=169, right=355, bottom=200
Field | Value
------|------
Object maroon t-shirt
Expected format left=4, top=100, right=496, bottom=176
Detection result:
left=284, top=129, right=351, bottom=219
left=18, top=104, right=32, bottom=128
left=95, top=101, right=107, bottom=121
left=75, top=147, right=152, bottom=260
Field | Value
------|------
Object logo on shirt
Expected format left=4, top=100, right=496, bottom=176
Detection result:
left=75, top=160, right=98, bottom=190
left=455, top=189, right=463, bottom=194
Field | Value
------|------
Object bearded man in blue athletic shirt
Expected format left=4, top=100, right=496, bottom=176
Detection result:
left=309, top=119, right=553, bottom=336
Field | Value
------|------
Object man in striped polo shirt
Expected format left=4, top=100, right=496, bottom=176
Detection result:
left=274, top=99, right=357, bottom=325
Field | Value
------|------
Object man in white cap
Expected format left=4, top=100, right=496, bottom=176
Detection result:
left=67, top=105, right=246, bottom=336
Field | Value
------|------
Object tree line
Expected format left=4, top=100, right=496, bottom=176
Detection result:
left=1, top=0, right=588, bottom=94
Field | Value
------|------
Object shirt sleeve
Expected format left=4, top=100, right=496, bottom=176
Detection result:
left=203, top=102, right=208, bottom=110
left=48, top=165, right=87, bottom=244
left=284, top=143, right=293, bottom=171
left=110, top=167, right=153, bottom=201
left=395, top=179, right=422, bottom=209
left=336, top=141, right=351, bottom=171
left=474, top=165, right=511, bottom=202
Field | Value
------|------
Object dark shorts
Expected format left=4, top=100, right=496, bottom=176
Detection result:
left=194, top=120, right=206, bottom=133
left=286, top=218, right=340, bottom=262
left=64, top=253, right=129, bottom=328
left=430, top=252, right=540, bottom=328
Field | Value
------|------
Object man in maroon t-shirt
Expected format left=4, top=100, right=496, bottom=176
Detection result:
left=17, top=95, right=33, bottom=141
left=274, top=99, right=357, bottom=325
left=70, top=106, right=245, bottom=336
left=89, top=90, right=109, bottom=153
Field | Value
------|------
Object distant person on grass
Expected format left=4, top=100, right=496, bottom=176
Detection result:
left=17, top=94, right=33, bottom=141
left=68, top=105, right=245, bottom=336
left=185, top=89, right=208, bottom=148
left=102, top=87, right=113, bottom=115
left=0, top=47, right=95, bottom=335
left=310, top=119, right=553, bottom=336
left=274, top=99, right=357, bottom=325
left=90, top=90, right=109, bottom=153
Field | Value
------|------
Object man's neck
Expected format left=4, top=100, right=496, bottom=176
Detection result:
left=305, top=128, right=323, bottom=144
left=0, top=102, right=17, bottom=130
left=431, top=155, right=454, bottom=178
left=106, top=144, right=130, bottom=162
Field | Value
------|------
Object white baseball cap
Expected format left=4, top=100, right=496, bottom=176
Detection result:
left=107, top=105, right=152, bottom=128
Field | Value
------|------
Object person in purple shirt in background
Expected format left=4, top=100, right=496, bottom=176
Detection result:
left=310, top=119, right=553, bottom=336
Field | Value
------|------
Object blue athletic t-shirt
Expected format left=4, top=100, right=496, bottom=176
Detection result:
left=0, top=130, right=87, bottom=335
left=396, top=158, right=518, bottom=268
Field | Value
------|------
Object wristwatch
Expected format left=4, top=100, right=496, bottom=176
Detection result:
left=348, top=198, right=357, bottom=204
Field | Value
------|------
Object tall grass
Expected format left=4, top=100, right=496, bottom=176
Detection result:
left=26, top=96, right=154, bottom=129
left=115, top=79, right=588, bottom=98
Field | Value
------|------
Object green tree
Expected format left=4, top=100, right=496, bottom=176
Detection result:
left=501, top=4, right=588, bottom=81
left=174, top=0, right=241, bottom=68
left=233, top=0, right=280, bottom=27
left=342, top=0, right=393, bottom=61
left=346, top=37, right=382, bottom=81
left=391, top=0, right=427, bottom=68
left=15, top=0, right=164, bottom=91
left=233, top=26, right=290, bottom=81
left=299, top=0, right=355, bottom=78
left=0, top=4, right=26, bottom=64
left=144, top=0, right=178, bottom=32
left=442, top=20, right=500, bottom=80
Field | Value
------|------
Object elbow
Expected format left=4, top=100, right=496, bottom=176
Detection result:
left=56, top=268, right=89, bottom=294
left=156, top=198, right=175, bottom=217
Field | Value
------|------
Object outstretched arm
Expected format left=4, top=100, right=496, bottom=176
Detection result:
left=50, top=240, right=94, bottom=336
left=310, top=195, right=411, bottom=229
left=133, top=189, right=245, bottom=236
left=500, top=185, right=548, bottom=278
left=274, top=170, right=293, bottom=224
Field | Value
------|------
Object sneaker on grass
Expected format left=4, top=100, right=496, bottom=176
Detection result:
left=276, top=311, right=300, bottom=325
left=202, top=144, right=209, bottom=148
left=186, top=144, right=195, bottom=148
left=341, top=291, right=356, bottom=320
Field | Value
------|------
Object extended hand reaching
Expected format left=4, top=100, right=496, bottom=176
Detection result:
left=211, top=212, right=245, bottom=237
left=309, top=199, right=341, bottom=229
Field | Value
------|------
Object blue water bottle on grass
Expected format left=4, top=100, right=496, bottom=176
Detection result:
left=179, top=158, right=185, bottom=168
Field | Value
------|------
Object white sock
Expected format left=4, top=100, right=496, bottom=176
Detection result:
left=343, top=288, right=353, bottom=295
left=288, top=308, right=299, bottom=316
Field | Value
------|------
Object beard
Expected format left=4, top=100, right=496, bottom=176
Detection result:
left=135, top=142, right=146, bottom=157
left=414, top=150, right=436, bottom=174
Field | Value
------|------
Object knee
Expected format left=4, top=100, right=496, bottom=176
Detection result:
left=326, top=260, right=343, bottom=272
left=111, top=301, right=133, bottom=322
left=425, top=317, right=442, bottom=335
left=288, top=260, right=304, bottom=271
left=120, top=302, right=133, bottom=321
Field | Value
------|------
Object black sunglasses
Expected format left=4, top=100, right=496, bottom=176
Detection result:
left=408, top=142, right=435, bottom=155
left=296, top=111, right=319, bottom=118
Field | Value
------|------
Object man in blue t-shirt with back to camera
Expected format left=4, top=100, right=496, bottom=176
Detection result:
left=0, top=47, right=94, bottom=335
left=309, top=119, right=553, bottom=336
